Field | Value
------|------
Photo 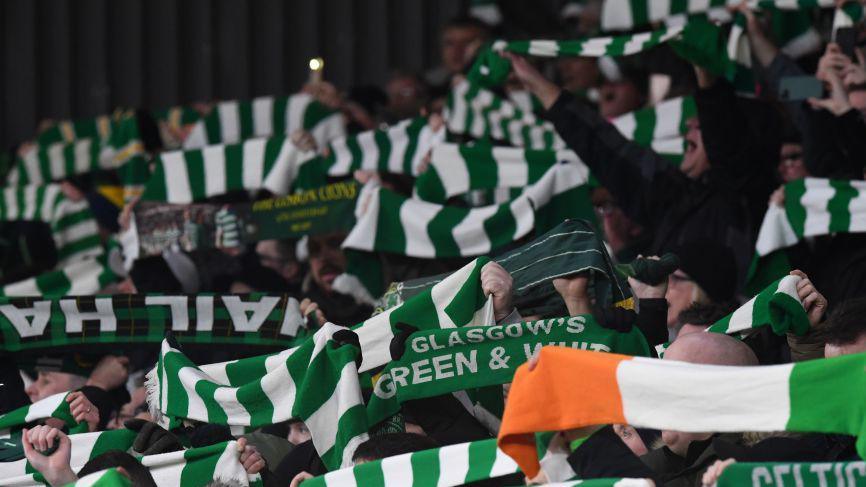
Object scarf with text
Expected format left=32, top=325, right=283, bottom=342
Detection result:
left=716, top=460, right=866, bottom=486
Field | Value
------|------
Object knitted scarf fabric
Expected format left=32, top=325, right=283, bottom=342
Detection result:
left=717, top=460, right=866, bottom=486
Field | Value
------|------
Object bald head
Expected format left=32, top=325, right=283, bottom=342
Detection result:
left=664, top=332, right=758, bottom=366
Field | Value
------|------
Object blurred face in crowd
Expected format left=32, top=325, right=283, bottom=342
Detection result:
left=288, top=421, right=311, bottom=445
left=386, top=75, right=426, bottom=120
left=665, top=270, right=706, bottom=329
left=613, top=425, right=650, bottom=456
left=109, top=386, right=149, bottom=429
left=778, top=143, right=807, bottom=183
left=441, top=25, right=486, bottom=74
left=309, top=233, right=347, bottom=294
left=256, top=240, right=300, bottom=282
left=593, top=188, right=643, bottom=255
left=556, top=57, right=599, bottom=94
left=680, top=117, right=710, bottom=179
left=598, top=80, right=643, bottom=119
left=26, top=371, right=86, bottom=403
left=825, top=334, right=866, bottom=358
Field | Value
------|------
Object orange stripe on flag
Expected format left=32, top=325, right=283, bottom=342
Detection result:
left=497, top=347, right=633, bottom=478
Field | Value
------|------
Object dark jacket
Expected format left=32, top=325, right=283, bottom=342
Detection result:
left=545, top=89, right=759, bottom=281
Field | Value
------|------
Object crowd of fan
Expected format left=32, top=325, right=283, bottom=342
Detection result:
left=4, top=1, right=866, bottom=486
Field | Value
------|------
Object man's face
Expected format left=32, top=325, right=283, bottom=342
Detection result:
left=387, top=76, right=424, bottom=120
left=556, top=57, right=599, bottom=94
left=441, top=26, right=484, bottom=74
left=595, top=201, right=642, bottom=254
left=309, top=234, right=347, bottom=294
left=825, top=334, right=866, bottom=358
left=25, top=371, right=83, bottom=403
left=287, top=421, right=311, bottom=445
left=598, top=81, right=643, bottom=118
left=778, top=143, right=807, bottom=183
left=665, top=270, right=700, bottom=328
left=256, top=240, right=298, bottom=281
left=680, top=117, right=710, bottom=179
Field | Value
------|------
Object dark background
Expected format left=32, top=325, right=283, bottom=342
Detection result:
left=0, top=0, right=467, bottom=149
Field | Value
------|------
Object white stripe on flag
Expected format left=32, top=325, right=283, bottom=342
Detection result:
left=287, top=94, right=311, bottom=135
left=801, top=178, right=834, bottom=237
left=527, top=40, right=559, bottom=56
left=25, top=393, right=67, bottom=422
left=654, top=97, right=683, bottom=140
left=253, top=97, right=274, bottom=138
left=202, top=145, right=227, bottom=198
left=357, top=131, right=380, bottom=171
left=242, top=138, right=267, bottom=191
left=48, top=143, right=65, bottom=182
left=452, top=205, right=499, bottom=256
left=261, top=357, right=297, bottom=424
left=213, top=387, right=251, bottom=425
left=436, top=441, right=470, bottom=487
left=400, top=199, right=439, bottom=258
left=73, top=139, right=92, bottom=174
left=618, top=357, right=793, bottom=432
left=381, top=453, right=414, bottom=487
left=176, top=366, right=210, bottom=420
left=305, top=363, right=364, bottom=461
left=850, top=185, right=866, bottom=232
left=387, top=124, right=410, bottom=174
left=162, top=151, right=194, bottom=204
left=432, top=145, right=471, bottom=197
left=355, top=307, right=396, bottom=372
left=218, top=102, right=241, bottom=145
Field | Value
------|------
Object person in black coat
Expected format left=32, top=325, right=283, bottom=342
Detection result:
left=502, top=53, right=781, bottom=287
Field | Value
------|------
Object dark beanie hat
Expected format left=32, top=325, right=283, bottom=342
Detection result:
left=672, top=241, right=738, bottom=303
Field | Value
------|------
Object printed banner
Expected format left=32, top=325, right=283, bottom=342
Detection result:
left=0, top=293, right=306, bottom=355
left=133, top=181, right=358, bottom=256
left=716, top=460, right=866, bottom=487
left=368, top=315, right=650, bottom=423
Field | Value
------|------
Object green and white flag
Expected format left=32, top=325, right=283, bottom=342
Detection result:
left=350, top=257, right=494, bottom=372
left=139, top=440, right=262, bottom=487
left=148, top=323, right=368, bottom=469
left=67, top=468, right=132, bottom=487
left=141, top=136, right=315, bottom=203
left=716, top=460, right=866, bottom=487
left=414, top=144, right=587, bottom=203
left=343, top=162, right=590, bottom=258
left=183, top=94, right=345, bottom=150
left=7, top=138, right=121, bottom=187
left=303, top=438, right=520, bottom=487
left=0, top=184, right=103, bottom=267
left=0, top=430, right=136, bottom=483
left=445, top=79, right=565, bottom=150
left=320, top=117, right=445, bottom=178
left=600, top=0, right=834, bottom=31
left=494, top=24, right=684, bottom=57
left=707, top=275, right=809, bottom=336
left=0, top=256, right=117, bottom=298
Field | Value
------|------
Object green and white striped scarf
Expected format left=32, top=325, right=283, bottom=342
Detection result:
left=67, top=468, right=131, bottom=487
left=304, top=438, right=520, bottom=487
left=611, top=96, right=696, bottom=163
left=0, top=184, right=103, bottom=268
left=0, top=392, right=88, bottom=434
left=0, top=430, right=136, bottom=484
left=493, top=24, right=684, bottom=57
left=746, top=178, right=866, bottom=292
left=7, top=138, right=121, bottom=187
left=343, top=162, right=591, bottom=259
left=600, top=0, right=834, bottom=31
left=141, top=136, right=315, bottom=203
left=139, top=440, right=262, bottom=487
left=350, top=257, right=494, bottom=372
left=446, top=80, right=694, bottom=159
left=321, top=117, right=445, bottom=178
left=182, top=94, right=345, bottom=150
left=0, top=255, right=117, bottom=297
left=707, top=275, right=809, bottom=336
left=34, top=111, right=143, bottom=164
left=148, top=323, right=368, bottom=470
left=414, top=144, right=588, bottom=203
left=657, top=275, right=808, bottom=356
left=445, top=79, right=565, bottom=150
